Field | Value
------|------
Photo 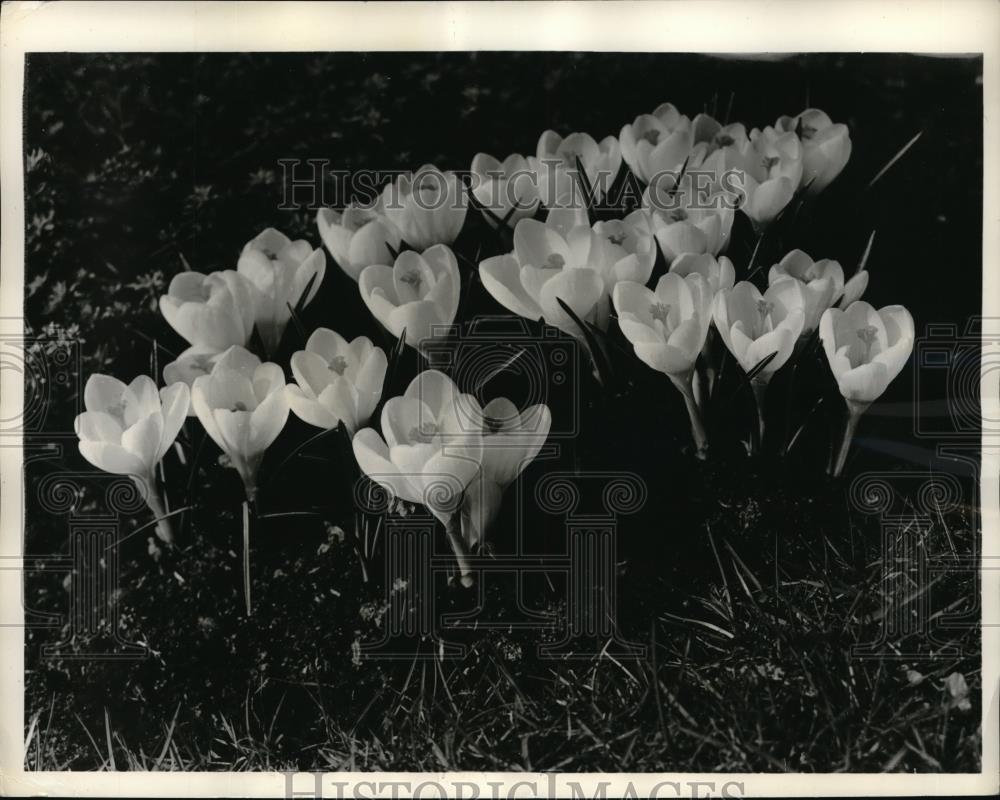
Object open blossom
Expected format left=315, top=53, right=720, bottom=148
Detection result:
left=768, top=249, right=868, bottom=334
left=620, top=103, right=694, bottom=185
left=613, top=272, right=713, bottom=379
left=359, top=244, right=460, bottom=351
left=352, top=370, right=483, bottom=524
left=713, top=280, right=806, bottom=378
left=159, top=270, right=260, bottom=351
left=191, top=345, right=289, bottom=500
left=237, top=228, right=326, bottom=355
left=529, top=130, right=622, bottom=207
left=286, top=328, right=387, bottom=434
left=316, top=203, right=401, bottom=282
left=478, top=214, right=654, bottom=338
left=642, top=177, right=736, bottom=264
left=613, top=272, right=714, bottom=458
left=703, top=127, right=802, bottom=230
left=462, top=398, right=552, bottom=547
left=775, top=109, right=852, bottom=194
left=381, top=164, right=468, bottom=249
left=75, top=374, right=189, bottom=542
left=470, top=152, right=541, bottom=227
left=820, top=302, right=914, bottom=406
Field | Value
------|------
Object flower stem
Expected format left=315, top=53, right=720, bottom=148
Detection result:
left=751, top=377, right=768, bottom=453
left=831, top=404, right=865, bottom=478
left=672, top=374, right=708, bottom=460
left=141, top=479, right=173, bottom=545
left=242, top=500, right=253, bottom=616
left=444, top=513, right=474, bottom=588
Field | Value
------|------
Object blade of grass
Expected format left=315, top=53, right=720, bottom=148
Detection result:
left=866, top=131, right=922, bottom=190
left=555, top=299, right=612, bottom=388
left=103, top=708, right=117, bottom=771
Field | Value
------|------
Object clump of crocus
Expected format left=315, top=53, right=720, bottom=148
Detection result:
left=820, top=301, right=914, bottom=476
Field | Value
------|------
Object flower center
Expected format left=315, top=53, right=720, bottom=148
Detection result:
left=761, top=155, right=781, bottom=172
left=328, top=355, right=348, bottom=376
left=408, top=422, right=438, bottom=443
left=607, top=232, right=626, bottom=246
left=641, top=129, right=661, bottom=146
left=856, top=324, right=879, bottom=357
left=399, top=270, right=423, bottom=290
left=800, top=123, right=817, bottom=140
left=545, top=253, right=566, bottom=270
left=757, top=299, right=773, bottom=321
left=715, top=134, right=735, bottom=147
left=484, top=416, right=505, bottom=434
left=669, top=208, right=688, bottom=222
left=230, top=401, right=249, bottom=412
left=649, top=302, right=672, bottom=326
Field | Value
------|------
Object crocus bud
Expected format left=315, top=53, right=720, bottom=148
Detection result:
left=381, top=164, right=468, bottom=249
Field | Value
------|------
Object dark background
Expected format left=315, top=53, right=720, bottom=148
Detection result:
left=21, top=52, right=984, bottom=771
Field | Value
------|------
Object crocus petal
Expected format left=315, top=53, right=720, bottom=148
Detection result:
left=352, top=428, right=422, bottom=504
left=79, top=441, right=148, bottom=477
left=157, top=382, right=190, bottom=462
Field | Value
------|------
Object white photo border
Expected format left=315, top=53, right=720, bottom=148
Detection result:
left=1, top=1, right=997, bottom=797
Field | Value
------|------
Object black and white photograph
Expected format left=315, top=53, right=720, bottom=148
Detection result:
left=1, top=2, right=998, bottom=797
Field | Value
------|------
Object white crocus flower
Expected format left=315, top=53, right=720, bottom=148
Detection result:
left=162, top=346, right=226, bottom=415
left=358, top=244, right=460, bottom=352
left=470, top=152, right=541, bottom=228
left=316, top=203, right=402, bottom=282
left=462, top=398, right=552, bottom=548
left=237, top=228, right=326, bottom=356
left=775, top=108, right=852, bottom=195
left=714, top=281, right=806, bottom=447
left=75, top=374, right=189, bottom=543
left=352, top=370, right=484, bottom=584
left=704, top=127, right=802, bottom=231
left=619, top=102, right=694, bottom=185
left=286, top=328, right=387, bottom=434
left=613, top=273, right=714, bottom=458
left=820, top=302, right=914, bottom=476
left=642, top=179, right=736, bottom=265
left=191, top=345, right=289, bottom=502
left=478, top=215, right=653, bottom=339
left=767, top=249, right=846, bottom=336
left=669, top=253, right=736, bottom=297
left=381, top=164, right=468, bottom=250
left=529, top=130, right=622, bottom=208
left=159, top=270, right=260, bottom=351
